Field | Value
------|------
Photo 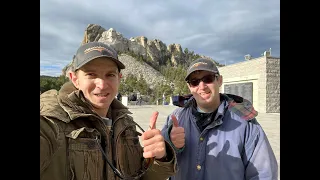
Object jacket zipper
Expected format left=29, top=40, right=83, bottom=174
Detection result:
left=114, top=124, right=136, bottom=170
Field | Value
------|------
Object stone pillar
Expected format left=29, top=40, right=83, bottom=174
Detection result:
left=169, top=96, right=173, bottom=105
left=122, top=96, right=128, bottom=106
left=162, top=93, right=165, bottom=105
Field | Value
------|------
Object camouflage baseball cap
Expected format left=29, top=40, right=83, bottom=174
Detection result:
left=72, top=42, right=125, bottom=71
left=185, top=58, right=219, bottom=80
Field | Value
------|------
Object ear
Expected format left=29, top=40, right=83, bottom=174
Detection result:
left=118, top=73, right=122, bottom=83
left=186, top=82, right=192, bottom=90
left=70, top=71, right=79, bottom=89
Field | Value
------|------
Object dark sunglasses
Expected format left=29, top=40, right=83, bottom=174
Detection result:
left=187, top=74, right=219, bottom=87
left=96, top=122, right=154, bottom=180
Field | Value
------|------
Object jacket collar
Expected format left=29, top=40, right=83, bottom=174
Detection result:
left=222, top=93, right=258, bottom=120
left=185, top=93, right=258, bottom=121
left=40, top=81, right=131, bottom=123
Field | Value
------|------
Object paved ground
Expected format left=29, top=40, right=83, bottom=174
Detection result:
left=127, top=105, right=280, bottom=179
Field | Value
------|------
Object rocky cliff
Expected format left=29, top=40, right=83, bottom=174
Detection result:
left=83, top=24, right=191, bottom=67
left=64, top=24, right=221, bottom=88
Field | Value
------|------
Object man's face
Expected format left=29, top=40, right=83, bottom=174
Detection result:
left=187, top=70, right=222, bottom=109
left=71, top=57, right=121, bottom=116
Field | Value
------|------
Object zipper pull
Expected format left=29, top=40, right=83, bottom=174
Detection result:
left=95, top=136, right=101, bottom=143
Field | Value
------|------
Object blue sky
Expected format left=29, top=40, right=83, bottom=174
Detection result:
left=40, top=0, right=280, bottom=77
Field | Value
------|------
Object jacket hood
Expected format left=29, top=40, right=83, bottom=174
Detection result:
left=222, top=93, right=258, bottom=120
left=40, top=81, right=131, bottom=123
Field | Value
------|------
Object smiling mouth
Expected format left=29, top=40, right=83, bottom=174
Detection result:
left=199, top=92, right=210, bottom=96
left=94, top=93, right=109, bottom=97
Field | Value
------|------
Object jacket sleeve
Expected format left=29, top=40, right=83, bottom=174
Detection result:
left=40, top=116, right=61, bottom=175
left=243, top=118, right=278, bottom=180
left=142, top=140, right=177, bottom=180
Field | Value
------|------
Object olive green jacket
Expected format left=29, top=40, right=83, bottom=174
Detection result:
left=40, top=82, right=177, bottom=180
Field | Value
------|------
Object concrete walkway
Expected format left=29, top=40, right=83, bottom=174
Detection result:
left=127, top=105, right=280, bottom=179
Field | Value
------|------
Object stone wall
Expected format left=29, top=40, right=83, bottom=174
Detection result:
left=218, top=56, right=280, bottom=113
left=266, top=57, right=280, bottom=112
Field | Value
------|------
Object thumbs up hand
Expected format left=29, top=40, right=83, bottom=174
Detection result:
left=141, top=111, right=167, bottom=159
left=170, top=115, right=185, bottom=149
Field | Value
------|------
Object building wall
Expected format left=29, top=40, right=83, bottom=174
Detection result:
left=218, top=56, right=280, bottom=113
left=266, top=57, right=280, bottom=112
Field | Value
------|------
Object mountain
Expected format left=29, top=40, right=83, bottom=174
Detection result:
left=61, top=24, right=223, bottom=88
left=118, top=54, right=167, bottom=88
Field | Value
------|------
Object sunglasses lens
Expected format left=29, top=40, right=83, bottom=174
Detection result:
left=202, top=75, right=215, bottom=83
left=188, top=75, right=216, bottom=86
left=189, top=79, right=200, bottom=86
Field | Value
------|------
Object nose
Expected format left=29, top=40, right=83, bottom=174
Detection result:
left=198, top=80, right=206, bottom=89
left=95, top=78, right=108, bottom=89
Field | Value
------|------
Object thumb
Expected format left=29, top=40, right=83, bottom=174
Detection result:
left=171, top=114, right=179, bottom=127
left=149, top=111, right=159, bottom=130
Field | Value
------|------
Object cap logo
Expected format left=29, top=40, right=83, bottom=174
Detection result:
left=189, top=62, right=207, bottom=70
left=84, top=46, right=114, bottom=57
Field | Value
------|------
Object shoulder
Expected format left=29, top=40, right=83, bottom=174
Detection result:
left=40, top=89, right=69, bottom=119
left=40, top=89, right=59, bottom=111
left=40, top=115, right=66, bottom=138
left=219, top=94, right=263, bottom=136
left=222, top=93, right=258, bottom=122
left=224, top=106, right=260, bottom=133
left=40, top=90, right=70, bottom=134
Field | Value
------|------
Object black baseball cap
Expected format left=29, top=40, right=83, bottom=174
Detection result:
left=72, top=42, right=125, bottom=71
left=185, top=58, right=220, bottom=80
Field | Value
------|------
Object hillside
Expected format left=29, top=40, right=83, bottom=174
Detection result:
left=118, top=54, right=166, bottom=88
left=60, top=24, right=223, bottom=85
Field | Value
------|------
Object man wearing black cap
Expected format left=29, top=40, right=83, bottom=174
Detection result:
left=161, top=58, right=278, bottom=180
left=40, top=42, right=177, bottom=180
